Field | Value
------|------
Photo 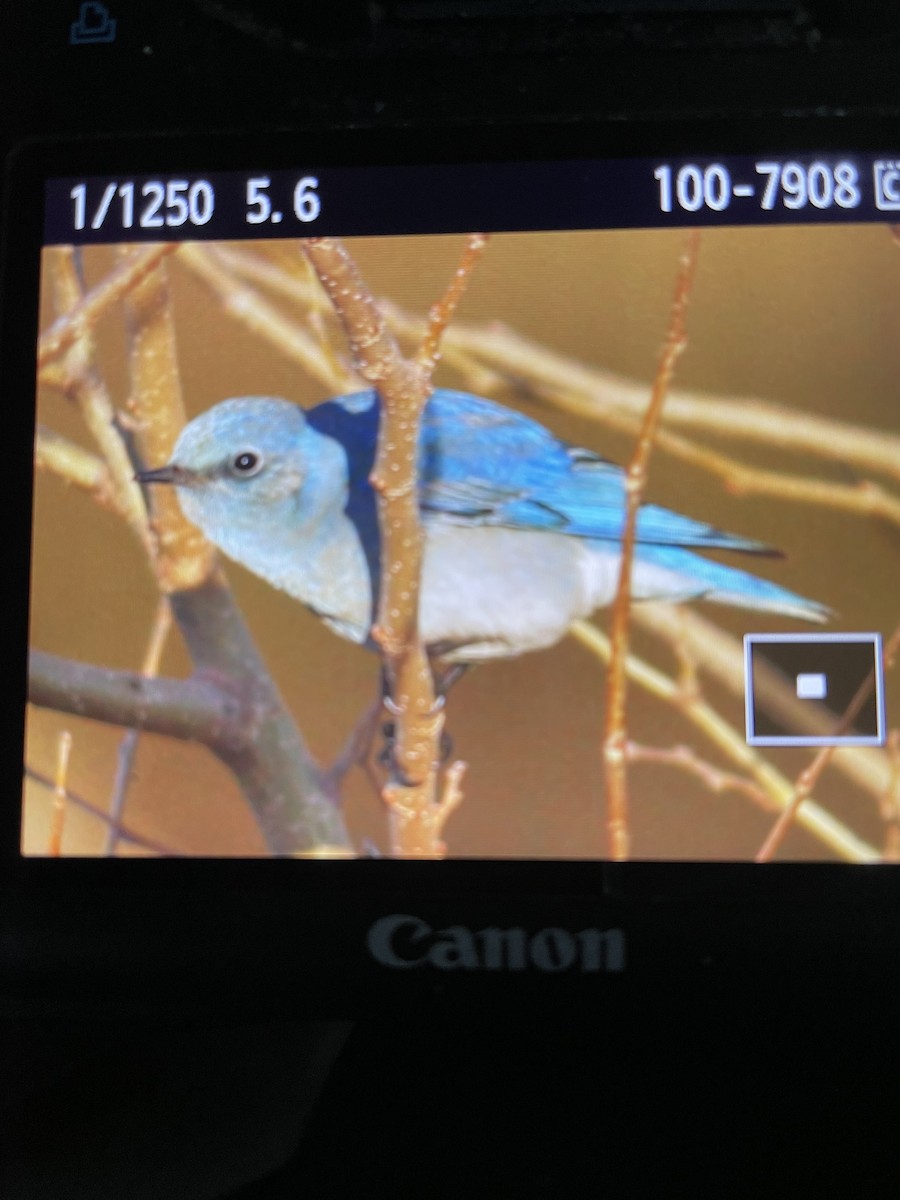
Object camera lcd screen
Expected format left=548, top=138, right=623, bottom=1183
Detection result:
left=22, top=151, right=900, bottom=863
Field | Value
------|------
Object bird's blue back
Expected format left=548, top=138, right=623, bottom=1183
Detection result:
left=306, top=387, right=769, bottom=554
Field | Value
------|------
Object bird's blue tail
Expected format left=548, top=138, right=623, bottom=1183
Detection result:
left=632, top=544, right=830, bottom=622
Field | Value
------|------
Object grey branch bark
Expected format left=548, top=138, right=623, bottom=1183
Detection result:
left=29, top=575, right=351, bottom=855
left=29, top=650, right=249, bottom=748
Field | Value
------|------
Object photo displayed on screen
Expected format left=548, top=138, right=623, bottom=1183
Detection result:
left=24, top=186, right=899, bottom=860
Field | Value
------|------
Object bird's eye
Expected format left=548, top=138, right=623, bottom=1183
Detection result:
left=231, top=451, right=263, bottom=477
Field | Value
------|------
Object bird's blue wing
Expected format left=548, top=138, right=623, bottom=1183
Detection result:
left=308, top=389, right=827, bottom=626
left=309, top=387, right=771, bottom=553
left=419, top=390, right=771, bottom=553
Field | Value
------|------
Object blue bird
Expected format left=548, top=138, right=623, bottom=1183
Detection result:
left=138, top=388, right=828, bottom=662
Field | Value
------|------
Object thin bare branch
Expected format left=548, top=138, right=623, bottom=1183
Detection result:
left=178, top=244, right=351, bottom=392
left=38, top=244, right=178, bottom=369
left=625, top=741, right=772, bottom=810
left=49, top=249, right=152, bottom=549
left=416, top=234, right=489, bottom=374
left=196, top=244, right=900, bottom=487
left=35, top=425, right=119, bottom=510
left=323, top=695, right=385, bottom=792
left=604, top=231, right=701, bottom=861
left=635, top=603, right=896, bottom=809
left=648, top=423, right=900, bottom=528
left=25, top=766, right=182, bottom=855
left=444, top=321, right=900, bottom=483
left=48, top=730, right=72, bottom=857
left=572, top=620, right=878, bottom=863
left=881, top=731, right=900, bottom=861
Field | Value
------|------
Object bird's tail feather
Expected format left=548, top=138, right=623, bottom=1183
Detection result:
left=631, top=545, right=831, bottom=623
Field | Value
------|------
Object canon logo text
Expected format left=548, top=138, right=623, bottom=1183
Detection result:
left=367, top=914, right=625, bottom=973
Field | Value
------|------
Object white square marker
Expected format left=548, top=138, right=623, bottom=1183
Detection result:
left=744, top=632, right=884, bottom=748
left=796, top=672, right=828, bottom=700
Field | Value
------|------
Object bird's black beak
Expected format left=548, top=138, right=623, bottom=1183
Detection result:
left=135, top=463, right=191, bottom=485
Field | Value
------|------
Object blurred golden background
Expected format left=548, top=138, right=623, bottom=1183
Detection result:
left=24, top=225, right=900, bottom=858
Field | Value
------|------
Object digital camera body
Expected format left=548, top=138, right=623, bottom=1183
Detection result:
left=2, top=1, right=900, bottom=1017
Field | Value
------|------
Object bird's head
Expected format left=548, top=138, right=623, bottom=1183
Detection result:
left=137, top=396, right=349, bottom=541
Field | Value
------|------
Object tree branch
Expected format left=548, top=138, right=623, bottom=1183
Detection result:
left=29, top=582, right=350, bottom=856
left=604, top=231, right=701, bottom=861
left=302, top=236, right=484, bottom=857
left=123, top=249, right=216, bottom=592
left=29, top=649, right=251, bottom=750
left=38, top=244, right=178, bottom=369
left=573, top=620, right=879, bottom=863
left=35, top=425, right=119, bottom=511
left=178, top=244, right=352, bottom=393
left=48, top=248, right=152, bottom=550
left=635, top=603, right=896, bottom=810
left=443, top=322, right=900, bottom=483
left=25, top=766, right=182, bottom=856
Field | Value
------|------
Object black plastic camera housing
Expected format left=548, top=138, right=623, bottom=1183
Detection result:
left=2, top=2, right=900, bottom=1019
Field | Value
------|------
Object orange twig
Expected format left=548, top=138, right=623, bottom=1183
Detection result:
left=626, top=741, right=773, bottom=810
left=603, top=231, right=701, bottom=861
left=417, top=234, right=489, bottom=374
left=48, top=730, right=73, bottom=857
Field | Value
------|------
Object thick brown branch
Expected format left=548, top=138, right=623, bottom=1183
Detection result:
left=29, top=649, right=251, bottom=750
left=35, top=252, right=349, bottom=856
left=30, top=578, right=351, bottom=857
left=104, top=598, right=172, bottom=856
left=167, top=576, right=351, bottom=853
